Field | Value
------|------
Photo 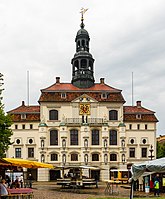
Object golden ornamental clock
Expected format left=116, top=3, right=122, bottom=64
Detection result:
left=79, top=104, right=90, bottom=115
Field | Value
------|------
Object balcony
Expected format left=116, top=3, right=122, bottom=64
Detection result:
left=64, top=118, right=107, bottom=126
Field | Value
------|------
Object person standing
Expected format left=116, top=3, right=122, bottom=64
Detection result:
left=27, top=174, right=33, bottom=188
left=0, top=179, right=8, bottom=199
left=94, top=173, right=99, bottom=188
left=19, top=175, right=24, bottom=188
left=154, top=174, right=160, bottom=197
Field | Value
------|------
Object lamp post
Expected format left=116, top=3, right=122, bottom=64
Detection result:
left=148, top=145, right=154, bottom=160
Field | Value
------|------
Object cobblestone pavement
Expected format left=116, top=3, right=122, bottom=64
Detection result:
left=32, top=181, right=165, bottom=199
left=32, top=182, right=130, bottom=199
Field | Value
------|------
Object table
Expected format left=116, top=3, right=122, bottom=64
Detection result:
left=7, top=188, right=33, bottom=198
left=104, top=180, right=121, bottom=195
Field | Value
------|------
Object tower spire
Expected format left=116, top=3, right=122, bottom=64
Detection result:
left=80, top=8, right=88, bottom=29
left=71, top=9, right=95, bottom=88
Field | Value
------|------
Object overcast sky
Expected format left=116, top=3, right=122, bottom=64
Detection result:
left=0, top=0, right=165, bottom=136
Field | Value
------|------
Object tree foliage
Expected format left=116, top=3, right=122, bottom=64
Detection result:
left=0, top=104, right=13, bottom=158
left=156, top=141, right=165, bottom=159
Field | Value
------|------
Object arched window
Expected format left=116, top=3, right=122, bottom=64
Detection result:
left=70, top=129, right=78, bottom=145
left=78, top=40, right=80, bottom=48
left=71, top=153, right=78, bottom=161
left=109, top=110, right=118, bottom=120
left=82, top=40, right=85, bottom=47
left=49, top=110, right=58, bottom=120
left=50, top=130, right=58, bottom=145
left=91, top=129, right=99, bottom=145
left=110, top=154, right=117, bottom=161
left=51, top=153, right=58, bottom=161
left=92, top=153, right=99, bottom=161
left=81, top=59, right=87, bottom=68
left=109, top=130, right=117, bottom=145
left=74, top=60, right=79, bottom=70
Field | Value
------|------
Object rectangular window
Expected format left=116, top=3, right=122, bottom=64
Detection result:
left=92, top=130, right=99, bottom=145
left=15, top=148, right=21, bottom=158
left=71, top=154, right=78, bottom=161
left=137, top=124, right=140, bottom=130
left=109, top=130, right=117, bottom=145
left=145, top=124, right=148, bottom=130
left=61, top=93, right=66, bottom=99
left=129, top=124, right=132, bottom=130
left=51, top=154, right=58, bottom=161
left=30, top=124, right=33, bottom=129
left=142, top=148, right=147, bottom=158
left=21, top=114, right=26, bottom=119
left=50, top=130, right=58, bottom=145
left=22, top=124, right=25, bottom=129
left=15, top=125, right=18, bottom=129
left=70, top=130, right=78, bottom=145
left=129, top=148, right=135, bottom=158
left=92, top=154, right=99, bottom=161
left=28, top=148, right=34, bottom=158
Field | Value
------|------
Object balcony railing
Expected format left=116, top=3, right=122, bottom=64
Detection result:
left=65, top=118, right=106, bottom=125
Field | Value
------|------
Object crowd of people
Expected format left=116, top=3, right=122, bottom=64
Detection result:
left=0, top=173, right=34, bottom=198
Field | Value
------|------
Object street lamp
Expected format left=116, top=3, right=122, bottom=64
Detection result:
left=148, top=145, right=154, bottom=160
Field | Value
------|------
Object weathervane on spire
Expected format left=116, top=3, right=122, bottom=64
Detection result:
left=80, top=8, right=88, bottom=28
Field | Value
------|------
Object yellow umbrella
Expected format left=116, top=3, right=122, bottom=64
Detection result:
left=2, top=158, right=54, bottom=169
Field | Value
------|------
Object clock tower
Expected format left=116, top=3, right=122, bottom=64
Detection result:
left=71, top=9, right=95, bottom=88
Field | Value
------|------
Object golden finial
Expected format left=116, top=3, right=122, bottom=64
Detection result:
left=80, top=8, right=88, bottom=28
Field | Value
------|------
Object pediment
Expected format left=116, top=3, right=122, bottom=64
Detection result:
left=72, top=94, right=98, bottom=103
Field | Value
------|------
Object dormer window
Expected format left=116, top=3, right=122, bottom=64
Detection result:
left=21, top=114, right=26, bottom=119
left=61, top=93, right=66, bottom=99
left=136, top=114, right=141, bottom=119
left=101, top=93, right=107, bottom=99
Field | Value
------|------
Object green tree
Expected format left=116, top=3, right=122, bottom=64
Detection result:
left=0, top=104, right=13, bottom=158
left=156, top=141, right=165, bottom=158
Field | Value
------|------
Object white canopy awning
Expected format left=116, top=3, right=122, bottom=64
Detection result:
left=131, top=157, right=165, bottom=181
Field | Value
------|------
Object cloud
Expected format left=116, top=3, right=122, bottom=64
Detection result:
left=0, top=0, right=165, bottom=135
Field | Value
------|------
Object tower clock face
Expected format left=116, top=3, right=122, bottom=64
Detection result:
left=79, top=104, right=90, bottom=115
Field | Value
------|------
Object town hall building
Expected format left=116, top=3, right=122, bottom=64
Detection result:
left=7, top=13, right=158, bottom=181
